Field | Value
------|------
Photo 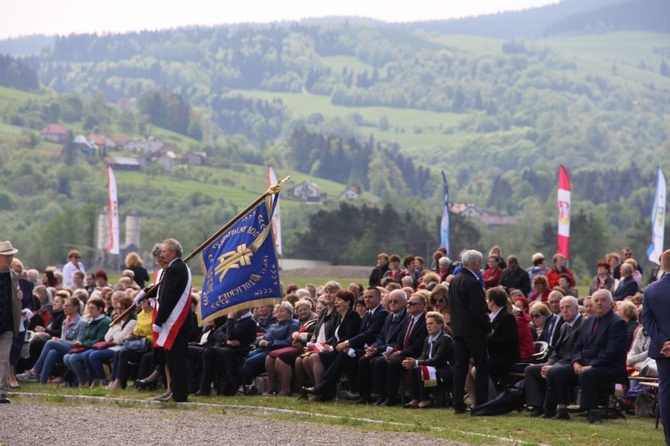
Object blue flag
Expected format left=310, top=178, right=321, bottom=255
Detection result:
left=198, top=195, right=281, bottom=325
left=440, top=171, right=450, bottom=255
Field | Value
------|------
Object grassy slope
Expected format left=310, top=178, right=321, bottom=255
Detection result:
left=541, top=31, right=670, bottom=89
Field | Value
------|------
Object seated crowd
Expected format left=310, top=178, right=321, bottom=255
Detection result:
left=7, top=245, right=661, bottom=425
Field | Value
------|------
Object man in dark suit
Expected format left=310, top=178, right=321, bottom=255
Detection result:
left=449, top=249, right=492, bottom=414
left=403, top=311, right=455, bottom=408
left=196, top=308, right=258, bottom=396
left=373, top=293, right=427, bottom=406
left=544, top=291, right=566, bottom=348
left=546, top=289, right=627, bottom=423
left=525, top=295, right=584, bottom=418
left=355, top=289, right=408, bottom=404
left=641, top=249, right=670, bottom=445
left=153, top=238, right=193, bottom=403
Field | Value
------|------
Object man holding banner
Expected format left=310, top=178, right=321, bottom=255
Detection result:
left=153, top=238, right=193, bottom=403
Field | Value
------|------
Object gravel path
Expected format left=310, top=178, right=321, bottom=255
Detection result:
left=0, top=400, right=465, bottom=446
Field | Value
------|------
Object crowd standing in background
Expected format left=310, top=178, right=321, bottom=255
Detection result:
left=1, top=240, right=669, bottom=443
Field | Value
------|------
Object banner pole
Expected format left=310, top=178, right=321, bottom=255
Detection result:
left=111, top=176, right=290, bottom=325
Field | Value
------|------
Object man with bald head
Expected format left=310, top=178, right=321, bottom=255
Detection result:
left=546, top=289, right=627, bottom=423
left=525, top=296, right=583, bottom=418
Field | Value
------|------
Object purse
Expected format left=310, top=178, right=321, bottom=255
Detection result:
left=93, top=341, right=116, bottom=350
left=68, top=347, right=87, bottom=354
left=123, top=338, right=148, bottom=352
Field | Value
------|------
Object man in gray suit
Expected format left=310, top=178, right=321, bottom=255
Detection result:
left=525, top=295, right=583, bottom=418
left=0, top=241, right=22, bottom=404
left=641, top=249, right=670, bottom=445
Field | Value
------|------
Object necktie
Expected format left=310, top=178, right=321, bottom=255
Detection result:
left=547, top=316, right=556, bottom=345
left=428, top=339, right=434, bottom=359
left=592, top=317, right=600, bottom=334
left=403, top=317, right=414, bottom=349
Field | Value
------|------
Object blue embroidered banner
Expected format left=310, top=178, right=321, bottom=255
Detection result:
left=198, top=195, right=281, bottom=324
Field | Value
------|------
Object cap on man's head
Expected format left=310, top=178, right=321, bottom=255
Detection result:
left=0, top=241, right=18, bottom=256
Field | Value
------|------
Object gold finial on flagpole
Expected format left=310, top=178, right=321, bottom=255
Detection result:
left=268, top=175, right=290, bottom=195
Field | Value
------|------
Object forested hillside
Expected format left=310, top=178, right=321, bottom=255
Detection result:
left=0, top=1, right=669, bottom=278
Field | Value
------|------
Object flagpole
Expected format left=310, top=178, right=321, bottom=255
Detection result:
left=111, top=176, right=290, bottom=325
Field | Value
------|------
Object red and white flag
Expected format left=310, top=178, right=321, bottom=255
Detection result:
left=267, top=165, right=282, bottom=256
left=106, top=166, right=120, bottom=255
left=557, top=165, right=571, bottom=259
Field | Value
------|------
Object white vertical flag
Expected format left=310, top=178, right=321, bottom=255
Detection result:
left=107, top=166, right=120, bottom=255
left=267, top=165, right=282, bottom=256
left=647, top=167, right=666, bottom=265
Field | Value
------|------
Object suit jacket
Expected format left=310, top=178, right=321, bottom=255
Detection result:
left=221, top=315, right=258, bottom=357
left=547, top=315, right=584, bottom=365
left=488, top=307, right=520, bottom=364
left=372, top=310, right=408, bottom=351
left=347, top=304, right=388, bottom=349
left=449, top=269, right=492, bottom=337
left=326, top=309, right=361, bottom=346
left=154, top=258, right=192, bottom=349
left=612, top=276, right=639, bottom=301
left=641, top=272, right=670, bottom=360
left=417, top=330, right=455, bottom=380
left=393, top=312, right=428, bottom=358
left=545, top=314, right=565, bottom=348
left=571, top=309, right=628, bottom=382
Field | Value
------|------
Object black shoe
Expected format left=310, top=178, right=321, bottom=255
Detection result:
left=304, top=382, right=328, bottom=396
left=0, top=394, right=9, bottom=404
left=418, top=401, right=436, bottom=409
left=302, top=386, right=317, bottom=395
left=588, top=410, right=602, bottom=424
left=541, top=409, right=557, bottom=419
left=354, top=395, right=372, bottom=405
left=529, top=407, right=545, bottom=418
left=379, top=398, right=397, bottom=407
left=244, top=385, right=258, bottom=396
left=195, top=388, right=211, bottom=397
left=551, top=408, right=570, bottom=420
left=454, top=404, right=467, bottom=414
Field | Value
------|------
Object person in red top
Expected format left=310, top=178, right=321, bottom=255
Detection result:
left=546, top=253, right=575, bottom=289
left=483, top=256, right=502, bottom=290
left=529, top=276, right=551, bottom=302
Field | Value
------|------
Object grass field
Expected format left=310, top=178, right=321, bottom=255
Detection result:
left=11, top=383, right=666, bottom=446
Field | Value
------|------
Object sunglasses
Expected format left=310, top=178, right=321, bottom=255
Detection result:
left=388, top=299, right=402, bottom=304
left=407, top=301, right=422, bottom=307
left=531, top=314, right=542, bottom=319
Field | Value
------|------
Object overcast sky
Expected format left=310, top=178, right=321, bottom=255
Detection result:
left=0, top=0, right=559, bottom=40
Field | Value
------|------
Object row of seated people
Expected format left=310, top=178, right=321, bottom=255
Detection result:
left=15, top=278, right=641, bottom=426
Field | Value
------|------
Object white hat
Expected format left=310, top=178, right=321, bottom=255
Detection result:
left=0, top=241, right=18, bottom=256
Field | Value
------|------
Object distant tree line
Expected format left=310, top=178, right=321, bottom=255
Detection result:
left=0, top=54, right=39, bottom=91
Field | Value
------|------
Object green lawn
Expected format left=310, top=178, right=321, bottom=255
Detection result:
left=11, top=383, right=666, bottom=446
